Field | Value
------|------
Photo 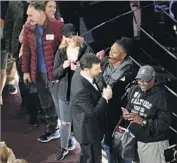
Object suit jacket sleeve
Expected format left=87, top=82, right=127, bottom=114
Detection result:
left=75, top=89, right=108, bottom=118
left=21, top=25, right=31, bottom=73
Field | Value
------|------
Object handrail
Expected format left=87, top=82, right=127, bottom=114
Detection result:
left=140, top=48, right=177, bottom=80
left=131, top=5, right=177, bottom=61
left=173, top=112, right=177, bottom=118
left=169, top=126, right=177, bottom=134
left=139, top=27, right=177, bottom=60
left=160, top=8, right=177, bottom=24
left=81, top=2, right=164, bottom=37
left=165, top=85, right=177, bottom=97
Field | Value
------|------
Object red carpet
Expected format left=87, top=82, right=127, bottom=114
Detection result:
left=1, top=90, right=80, bottom=163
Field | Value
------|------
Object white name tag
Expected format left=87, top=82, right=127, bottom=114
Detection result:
left=46, top=34, right=54, bottom=40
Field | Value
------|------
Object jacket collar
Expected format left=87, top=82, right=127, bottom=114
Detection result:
left=80, top=72, right=101, bottom=94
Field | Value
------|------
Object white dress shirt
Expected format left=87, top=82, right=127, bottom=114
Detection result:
left=80, top=71, right=98, bottom=91
left=80, top=71, right=108, bottom=103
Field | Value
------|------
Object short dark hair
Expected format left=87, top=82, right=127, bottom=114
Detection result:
left=29, top=2, right=45, bottom=11
left=115, top=37, right=133, bottom=57
left=80, top=53, right=100, bottom=70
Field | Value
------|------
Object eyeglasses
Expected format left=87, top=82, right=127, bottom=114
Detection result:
left=137, top=79, right=149, bottom=85
left=137, top=76, right=154, bottom=85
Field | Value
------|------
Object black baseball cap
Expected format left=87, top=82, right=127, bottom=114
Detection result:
left=62, top=23, right=77, bottom=37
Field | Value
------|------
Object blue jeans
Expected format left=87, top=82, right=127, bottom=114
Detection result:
left=58, top=99, right=72, bottom=149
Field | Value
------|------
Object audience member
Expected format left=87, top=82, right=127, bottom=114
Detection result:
left=53, top=23, right=93, bottom=160
left=70, top=53, right=112, bottom=163
left=21, top=1, right=63, bottom=143
left=122, top=65, right=171, bottom=163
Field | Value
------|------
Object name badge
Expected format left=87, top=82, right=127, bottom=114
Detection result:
left=46, top=34, right=54, bottom=40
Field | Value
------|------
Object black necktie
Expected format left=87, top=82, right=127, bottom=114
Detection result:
left=92, top=78, right=96, bottom=84
left=92, top=78, right=101, bottom=93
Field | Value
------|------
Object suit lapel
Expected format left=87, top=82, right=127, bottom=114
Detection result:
left=80, top=75, right=101, bottom=95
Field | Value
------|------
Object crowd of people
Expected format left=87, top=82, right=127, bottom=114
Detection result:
left=0, top=1, right=172, bottom=163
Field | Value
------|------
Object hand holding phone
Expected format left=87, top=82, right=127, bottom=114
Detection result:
left=121, top=107, right=130, bottom=120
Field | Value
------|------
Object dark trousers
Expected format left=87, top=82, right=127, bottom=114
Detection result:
left=80, top=142, right=102, bottom=163
left=17, top=57, right=39, bottom=124
left=16, top=56, right=29, bottom=104
left=35, top=73, right=58, bottom=133
left=27, top=87, right=39, bottom=125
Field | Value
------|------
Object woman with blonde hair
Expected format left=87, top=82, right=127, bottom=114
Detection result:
left=53, top=23, right=93, bottom=160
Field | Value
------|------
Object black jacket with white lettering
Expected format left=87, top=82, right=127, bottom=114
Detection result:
left=126, top=85, right=171, bottom=143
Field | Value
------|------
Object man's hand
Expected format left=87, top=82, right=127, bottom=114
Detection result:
left=128, top=113, right=143, bottom=125
left=121, top=107, right=130, bottom=120
left=102, top=85, right=113, bottom=101
left=23, top=73, right=31, bottom=84
left=63, top=60, right=70, bottom=69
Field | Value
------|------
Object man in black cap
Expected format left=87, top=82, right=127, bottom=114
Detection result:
left=96, top=37, right=137, bottom=162
left=122, top=65, right=171, bottom=163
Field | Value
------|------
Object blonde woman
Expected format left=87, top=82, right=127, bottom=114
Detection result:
left=53, top=23, right=93, bottom=160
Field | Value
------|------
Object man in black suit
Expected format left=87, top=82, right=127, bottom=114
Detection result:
left=70, top=53, right=113, bottom=163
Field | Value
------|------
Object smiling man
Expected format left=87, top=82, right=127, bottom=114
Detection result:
left=21, top=1, right=63, bottom=143
left=122, top=65, right=171, bottom=163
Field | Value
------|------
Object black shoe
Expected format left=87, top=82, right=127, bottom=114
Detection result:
left=56, top=148, right=69, bottom=160
left=37, top=130, right=60, bottom=143
left=7, top=84, right=17, bottom=94
left=68, top=136, right=76, bottom=151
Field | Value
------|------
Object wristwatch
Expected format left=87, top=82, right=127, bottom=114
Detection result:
left=142, top=119, right=147, bottom=127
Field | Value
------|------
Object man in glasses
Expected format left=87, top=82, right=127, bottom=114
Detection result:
left=122, top=65, right=171, bottom=163
left=136, top=65, right=156, bottom=92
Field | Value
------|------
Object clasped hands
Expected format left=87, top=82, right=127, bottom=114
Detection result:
left=63, top=59, right=79, bottom=71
